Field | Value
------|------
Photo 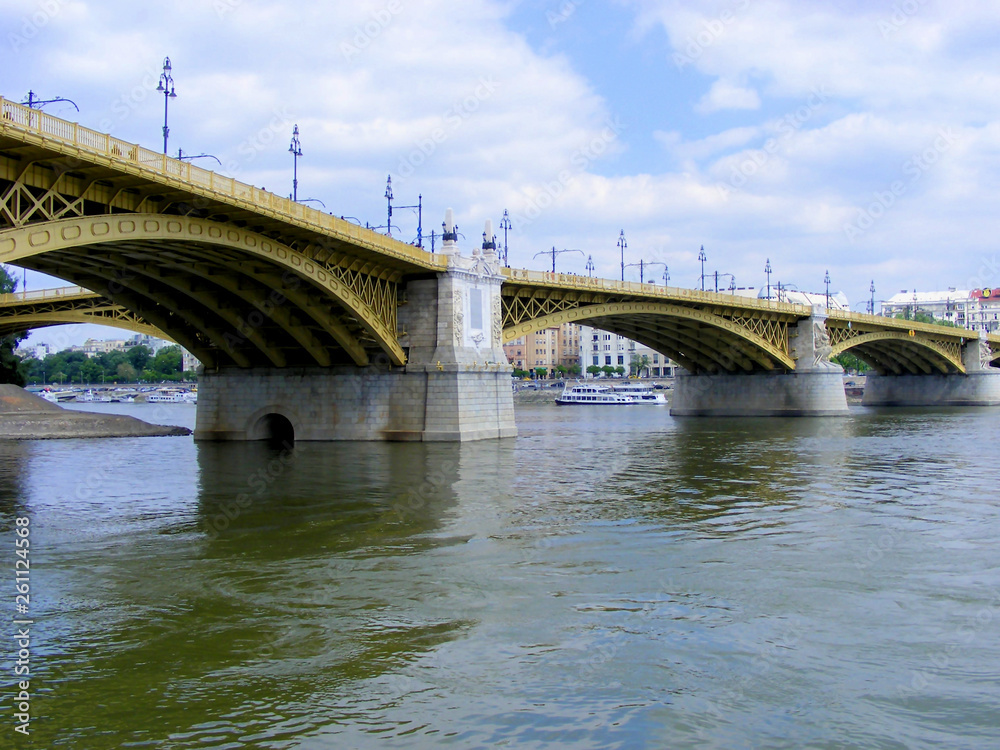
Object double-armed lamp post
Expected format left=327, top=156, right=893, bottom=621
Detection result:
left=155, top=57, right=177, bottom=155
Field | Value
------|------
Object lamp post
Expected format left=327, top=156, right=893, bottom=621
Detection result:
left=765, top=258, right=772, bottom=300
left=22, top=91, right=79, bottom=112
left=500, top=210, right=512, bottom=267
left=383, top=177, right=422, bottom=245
left=177, top=149, right=222, bottom=166
left=618, top=230, right=627, bottom=281
left=698, top=246, right=707, bottom=291
left=534, top=247, right=583, bottom=273
left=869, top=280, right=876, bottom=315
left=624, top=260, right=666, bottom=284
left=585, top=255, right=595, bottom=277
left=663, top=266, right=670, bottom=286
left=289, top=125, right=302, bottom=202
left=824, top=269, right=831, bottom=309
left=155, top=57, right=177, bottom=155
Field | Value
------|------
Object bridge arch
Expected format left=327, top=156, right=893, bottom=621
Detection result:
left=0, top=215, right=405, bottom=369
left=829, top=330, right=965, bottom=374
left=0, top=309, right=170, bottom=341
left=503, top=301, right=796, bottom=373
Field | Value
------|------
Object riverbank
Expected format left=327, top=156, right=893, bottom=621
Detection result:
left=0, top=385, right=192, bottom=439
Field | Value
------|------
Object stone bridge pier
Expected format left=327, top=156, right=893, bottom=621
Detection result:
left=863, top=331, right=1000, bottom=406
left=194, top=214, right=516, bottom=442
left=670, top=307, right=849, bottom=417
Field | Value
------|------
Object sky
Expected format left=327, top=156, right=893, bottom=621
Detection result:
left=3, top=0, right=1000, bottom=349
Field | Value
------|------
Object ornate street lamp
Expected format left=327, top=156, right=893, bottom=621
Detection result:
left=618, top=230, right=627, bottom=281
left=869, top=280, right=876, bottom=315
left=585, top=255, right=595, bottom=277
left=698, top=246, right=707, bottom=291
left=289, top=125, right=303, bottom=202
left=765, top=258, right=772, bottom=300
left=824, top=269, right=831, bottom=309
left=155, top=57, right=177, bottom=155
left=500, top=210, right=512, bottom=267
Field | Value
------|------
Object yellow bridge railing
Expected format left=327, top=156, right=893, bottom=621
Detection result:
left=0, top=96, right=442, bottom=269
left=0, top=286, right=98, bottom=305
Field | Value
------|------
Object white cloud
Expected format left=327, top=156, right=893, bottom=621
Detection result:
left=694, top=80, right=760, bottom=114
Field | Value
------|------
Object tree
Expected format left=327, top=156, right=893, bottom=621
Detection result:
left=831, top=352, right=870, bottom=374
left=117, top=362, right=138, bottom=381
left=0, top=264, right=27, bottom=385
left=567, top=364, right=581, bottom=376
left=555, top=364, right=567, bottom=378
left=586, top=365, right=602, bottom=377
left=534, top=367, right=547, bottom=379
left=614, top=366, right=626, bottom=377
left=127, top=345, right=152, bottom=371
left=601, top=365, right=615, bottom=377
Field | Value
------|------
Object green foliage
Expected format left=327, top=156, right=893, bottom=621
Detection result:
left=0, top=264, right=26, bottom=386
left=831, top=352, right=870, bottom=374
left=894, top=310, right=958, bottom=328
left=21, top=344, right=191, bottom=385
left=512, top=368, right=529, bottom=378
left=567, top=364, right=581, bottom=376
left=600, top=365, right=615, bottom=376
left=586, top=365, right=602, bottom=375
left=533, top=367, right=547, bottom=379
left=614, top=366, right=626, bottom=376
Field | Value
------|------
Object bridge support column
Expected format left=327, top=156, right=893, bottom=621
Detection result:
left=194, top=216, right=516, bottom=442
left=670, top=307, right=849, bottom=417
left=862, top=332, right=1000, bottom=406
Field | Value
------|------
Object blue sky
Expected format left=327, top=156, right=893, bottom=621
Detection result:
left=3, top=0, right=1000, bottom=347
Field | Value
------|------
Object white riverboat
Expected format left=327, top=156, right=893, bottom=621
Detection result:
left=611, top=381, right=668, bottom=404
left=555, top=382, right=637, bottom=405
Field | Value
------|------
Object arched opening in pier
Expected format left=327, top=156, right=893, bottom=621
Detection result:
left=253, top=413, right=295, bottom=446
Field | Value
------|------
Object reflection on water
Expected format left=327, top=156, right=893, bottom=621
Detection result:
left=1, top=404, right=999, bottom=748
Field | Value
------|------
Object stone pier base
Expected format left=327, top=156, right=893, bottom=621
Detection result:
left=862, top=371, right=1000, bottom=407
left=670, top=370, right=849, bottom=417
left=194, top=365, right=516, bottom=442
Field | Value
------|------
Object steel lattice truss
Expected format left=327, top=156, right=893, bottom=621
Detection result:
left=0, top=289, right=167, bottom=340
left=501, top=278, right=799, bottom=373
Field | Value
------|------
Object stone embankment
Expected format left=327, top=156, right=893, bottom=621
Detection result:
left=0, top=385, right=191, bottom=440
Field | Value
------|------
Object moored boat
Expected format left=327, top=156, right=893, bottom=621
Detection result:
left=611, top=381, right=668, bottom=404
left=555, top=381, right=637, bottom=405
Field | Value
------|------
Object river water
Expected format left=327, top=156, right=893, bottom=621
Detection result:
left=2, top=401, right=999, bottom=748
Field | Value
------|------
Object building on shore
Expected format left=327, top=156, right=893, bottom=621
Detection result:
left=578, top=325, right=677, bottom=378
left=503, top=322, right=580, bottom=373
left=879, top=288, right=1000, bottom=332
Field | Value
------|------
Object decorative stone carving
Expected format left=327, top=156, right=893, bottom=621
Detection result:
left=453, top=290, right=464, bottom=346
left=492, top=295, right=502, bottom=348
left=812, top=320, right=839, bottom=369
left=981, top=338, right=993, bottom=369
